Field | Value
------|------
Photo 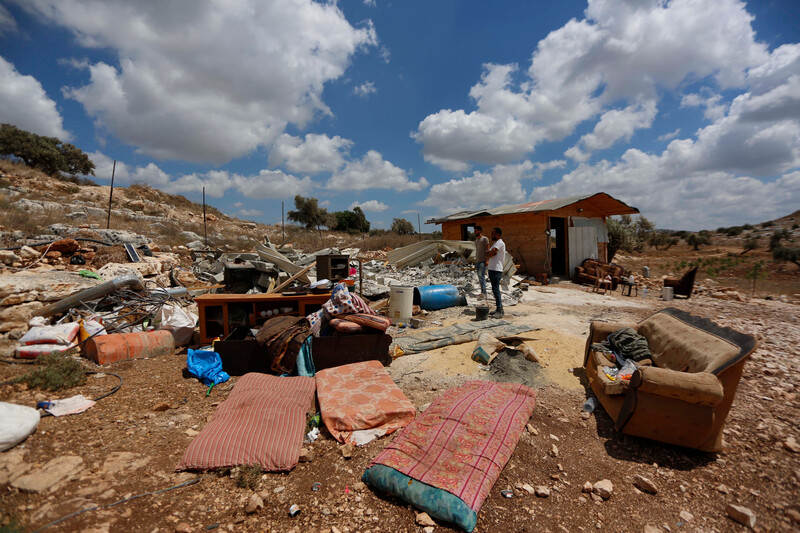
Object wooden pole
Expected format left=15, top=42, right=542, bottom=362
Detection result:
left=202, top=186, right=208, bottom=248
left=106, top=159, right=116, bottom=229
left=417, top=213, right=422, bottom=241
left=268, top=263, right=314, bottom=294
left=281, top=201, right=285, bottom=244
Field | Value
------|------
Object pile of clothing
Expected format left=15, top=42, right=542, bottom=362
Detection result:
left=255, top=316, right=312, bottom=374
left=307, top=283, right=391, bottom=336
left=591, top=327, right=652, bottom=382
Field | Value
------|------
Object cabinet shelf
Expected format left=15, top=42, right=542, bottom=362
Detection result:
left=196, top=293, right=331, bottom=343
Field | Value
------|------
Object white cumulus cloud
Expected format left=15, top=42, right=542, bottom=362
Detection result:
left=349, top=200, right=388, bottom=212
left=15, top=0, right=377, bottom=163
left=353, top=81, right=377, bottom=98
left=328, top=150, right=428, bottom=191
left=414, top=0, right=769, bottom=169
left=268, top=133, right=352, bottom=175
left=0, top=56, right=68, bottom=139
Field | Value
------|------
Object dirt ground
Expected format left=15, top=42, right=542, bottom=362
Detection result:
left=1, top=282, right=799, bottom=533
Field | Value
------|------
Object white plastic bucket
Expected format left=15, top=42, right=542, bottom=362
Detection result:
left=662, top=286, right=674, bottom=301
left=389, top=285, right=414, bottom=324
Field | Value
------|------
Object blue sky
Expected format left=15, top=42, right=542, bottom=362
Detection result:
left=1, top=0, right=798, bottom=231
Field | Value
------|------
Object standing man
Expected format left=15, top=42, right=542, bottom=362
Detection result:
left=473, top=226, right=490, bottom=298
left=487, top=227, right=505, bottom=318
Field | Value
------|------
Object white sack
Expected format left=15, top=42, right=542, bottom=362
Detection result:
left=0, top=402, right=40, bottom=451
left=154, top=304, right=198, bottom=346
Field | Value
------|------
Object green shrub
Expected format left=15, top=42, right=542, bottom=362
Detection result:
left=13, top=351, right=86, bottom=391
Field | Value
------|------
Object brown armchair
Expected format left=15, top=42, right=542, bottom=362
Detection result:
left=663, top=266, right=698, bottom=298
left=574, top=259, right=627, bottom=290
left=583, top=308, right=756, bottom=452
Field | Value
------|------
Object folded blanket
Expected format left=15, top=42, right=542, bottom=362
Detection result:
left=316, top=360, right=415, bottom=446
left=308, top=282, right=377, bottom=336
left=255, top=316, right=310, bottom=374
left=177, top=373, right=315, bottom=472
left=363, top=380, right=536, bottom=531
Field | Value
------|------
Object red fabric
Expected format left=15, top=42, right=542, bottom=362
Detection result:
left=330, top=317, right=365, bottom=333
left=369, top=380, right=536, bottom=512
left=316, top=360, right=415, bottom=445
left=176, top=373, right=315, bottom=472
left=345, top=313, right=391, bottom=332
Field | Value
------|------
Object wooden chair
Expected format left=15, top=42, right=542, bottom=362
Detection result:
left=593, top=265, right=613, bottom=295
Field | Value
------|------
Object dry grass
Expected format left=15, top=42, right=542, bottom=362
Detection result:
left=0, top=206, right=65, bottom=237
left=0, top=159, right=48, bottom=180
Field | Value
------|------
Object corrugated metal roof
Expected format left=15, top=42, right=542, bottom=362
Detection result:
left=426, top=192, right=639, bottom=224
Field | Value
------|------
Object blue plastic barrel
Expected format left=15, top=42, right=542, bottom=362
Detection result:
left=413, top=285, right=467, bottom=310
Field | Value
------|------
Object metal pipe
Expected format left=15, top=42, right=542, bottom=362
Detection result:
left=38, top=274, right=144, bottom=317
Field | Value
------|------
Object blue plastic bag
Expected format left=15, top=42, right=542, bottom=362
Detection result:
left=187, top=349, right=230, bottom=386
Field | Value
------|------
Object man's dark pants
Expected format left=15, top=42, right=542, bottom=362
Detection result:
left=488, top=270, right=503, bottom=312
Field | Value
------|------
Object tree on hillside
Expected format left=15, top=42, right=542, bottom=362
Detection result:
left=0, top=124, right=94, bottom=176
left=741, top=236, right=758, bottom=255
left=391, top=218, right=415, bottom=235
left=768, top=229, right=791, bottom=251
left=686, top=230, right=712, bottom=251
left=648, top=231, right=679, bottom=250
left=773, top=246, right=800, bottom=268
left=332, top=206, right=370, bottom=234
left=287, top=195, right=329, bottom=229
left=606, top=215, right=655, bottom=260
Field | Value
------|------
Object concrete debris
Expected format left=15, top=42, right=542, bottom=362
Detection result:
left=11, top=455, right=84, bottom=493
left=633, top=474, right=659, bottom=494
left=416, top=512, right=436, bottom=526
left=726, top=504, right=756, bottom=529
left=245, top=493, right=264, bottom=514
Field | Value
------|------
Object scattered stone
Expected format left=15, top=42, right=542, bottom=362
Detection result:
left=633, top=475, right=658, bottom=495
left=526, top=423, right=535, bottom=434
left=424, top=527, right=434, bottom=533
left=785, top=509, right=800, bottom=523
left=592, top=480, right=613, bottom=500
left=11, top=456, right=84, bottom=493
left=0, top=250, right=20, bottom=265
left=331, top=527, right=342, bottom=533
left=175, top=523, right=192, bottom=533
left=643, top=525, right=660, bottom=533
left=245, top=493, right=263, bottom=514
left=99, top=452, right=151, bottom=476
left=416, top=512, right=435, bottom=527
left=153, top=402, right=171, bottom=412
left=549, top=434, right=559, bottom=441
left=184, top=428, right=199, bottom=437
left=550, top=444, right=559, bottom=457
left=273, top=486, right=285, bottom=494
left=340, top=444, right=354, bottom=459
left=18, top=246, right=40, bottom=260
left=784, top=436, right=800, bottom=453
left=299, top=448, right=314, bottom=463
left=679, top=510, right=693, bottom=522
left=522, top=483, right=535, bottom=494
left=352, top=481, right=366, bottom=492
left=535, top=486, right=550, bottom=498
left=49, top=238, right=80, bottom=254
left=582, top=482, right=593, bottom=493
left=716, top=484, right=730, bottom=494
left=726, top=504, right=756, bottom=529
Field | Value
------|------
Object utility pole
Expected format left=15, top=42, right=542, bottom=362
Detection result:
left=202, top=186, right=207, bottom=248
left=417, top=213, right=422, bottom=241
left=106, top=160, right=116, bottom=229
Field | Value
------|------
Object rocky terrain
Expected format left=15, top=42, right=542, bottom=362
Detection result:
left=1, top=162, right=799, bottom=532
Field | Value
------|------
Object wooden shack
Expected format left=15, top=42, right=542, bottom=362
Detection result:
left=427, top=193, right=639, bottom=278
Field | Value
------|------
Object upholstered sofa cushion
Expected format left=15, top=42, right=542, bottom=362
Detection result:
left=638, top=313, right=739, bottom=373
left=632, top=366, right=724, bottom=406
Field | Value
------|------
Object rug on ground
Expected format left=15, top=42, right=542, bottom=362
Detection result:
left=363, top=380, right=537, bottom=531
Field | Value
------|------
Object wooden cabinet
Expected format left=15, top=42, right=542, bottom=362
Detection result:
left=195, top=293, right=330, bottom=343
left=316, top=254, right=350, bottom=281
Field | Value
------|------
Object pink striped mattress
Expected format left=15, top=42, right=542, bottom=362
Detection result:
left=177, top=373, right=315, bottom=471
left=368, top=380, right=536, bottom=512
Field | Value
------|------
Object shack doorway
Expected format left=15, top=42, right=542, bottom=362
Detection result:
left=460, top=223, right=476, bottom=241
left=549, top=217, right=567, bottom=276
